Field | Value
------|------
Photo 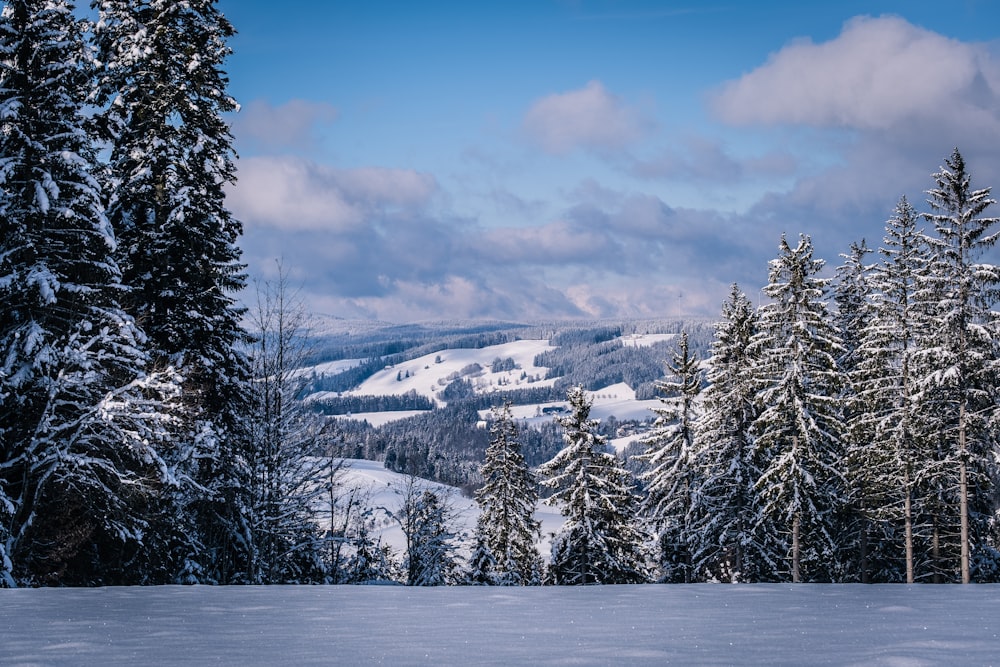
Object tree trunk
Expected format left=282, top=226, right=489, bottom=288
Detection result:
left=859, top=520, right=869, bottom=584
left=904, top=477, right=914, bottom=584
left=792, top=513, right=800, bottom=583
left=932, top=517, right=941, bottom=584
left=957, top=397, right=970, bottom=584
left=960, top=456, right=970, bottom=584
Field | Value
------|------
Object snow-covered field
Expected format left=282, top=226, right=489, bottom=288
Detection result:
left=4, top=584, right=1000, bottom=665
left=347, top=339, right=557, bottom=405
left=299, top=333, right=678, bottom=429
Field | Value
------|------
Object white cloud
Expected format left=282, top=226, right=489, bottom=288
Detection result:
left=228, top=156, right=437, bottom=231
left=712, top=15, right=1000, bottom=133
left=522, top=80, right=653, bottom=155
left=233, top=98, right=339, bottom=152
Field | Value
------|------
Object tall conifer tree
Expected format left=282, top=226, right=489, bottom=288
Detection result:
left=0, top=0, right=176, bottom=586
left=917, top=149, right=1000, bottom=583
left=470, top=402, right=542, bottom=585
left=92, top=0, right=250, bottom=582
left=541, top=386, right=648, bottom=584
left=688, top=284, right=764, bottom=582
left=638, top=331, right=701, bottom=582
left=750, top=235, right=847, bottom=582
left=852, top=197, right=931, bottom=582
left=833, top=239, right=893, bottom=582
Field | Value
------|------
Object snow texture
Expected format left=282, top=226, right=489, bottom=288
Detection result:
left=3, top=584, right=1000, bottom=665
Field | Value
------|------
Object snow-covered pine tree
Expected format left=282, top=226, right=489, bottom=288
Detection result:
left=916, top=149, right=1000, bottom=583
left=834, top=239, right=899, bottom=582
left=540, top=386, right=648, bottom=585
left=750, top=234, right=847, bottom=583
left=0, top=0, right=177, bottom=586
left=92, top=0, right=250, bottom=583
left=637, top=331, right=701, bottom=582
left=687, top=284, right=764, bottom=582
left=345, top=514, right=398, bottom=584
left=470, top=401, right=543, bottom=585
left=465, top=534, right=500, bottom=585
left=406, top=490, right=458, bottom=586
left=852, top=197, right=931, bottom=583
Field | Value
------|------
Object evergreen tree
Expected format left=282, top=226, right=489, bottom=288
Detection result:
left=688, top=284, right=764, bottom=582
left=345, top=517, right=398, bottom=584
left=852, top=197, right=930, bottom=583
left=637, top=331, right=701, bottom=582
left=833, top=239, right=895, bottom=582
left=406, top=490, right=458, bottom=586
left=750, top=234, right=847, bottom=582
left=465, top=535, right=500, bottom=585
left=917, top=149, right=1000, bottom=583
left=471, top=401, right=543, bottom=585
left=0, top=0, right=176, bottom=586
left=92, top=0, right=250, bottom=583
left=540, top=386, right=648, bottom=584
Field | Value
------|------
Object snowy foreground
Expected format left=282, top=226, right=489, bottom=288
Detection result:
left=4, top=585, right=1000, bottom=666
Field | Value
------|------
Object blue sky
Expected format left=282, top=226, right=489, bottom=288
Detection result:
left=219, top=0, right=1000, bottom=322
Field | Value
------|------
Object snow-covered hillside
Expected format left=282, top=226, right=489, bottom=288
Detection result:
left=301, top=332, right=674, bottom=427
left=347, top=339, right=556, bottom=404
left=339, top=459, right=565, bottom=556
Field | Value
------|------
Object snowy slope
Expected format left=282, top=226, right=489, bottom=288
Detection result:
left=302, top=333, right=673, bottom=425
left=293, top=358, right=363, bottom=377
left=339, top=459, right=565, bottom=557
left=347, top=339, right=556, bottom=405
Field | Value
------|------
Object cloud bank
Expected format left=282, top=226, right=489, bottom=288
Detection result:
left=230, top=17, right=1000, bottom=323
left=522, top=80, right=653, bottom=155
left=712, top=15, right=1000, bottom=136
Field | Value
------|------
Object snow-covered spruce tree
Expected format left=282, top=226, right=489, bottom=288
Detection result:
left=637, top=331, right=701, bottom=582
left=406, top=489, right=459, bottom=586
left=469, top=401, right=543, bottom=585
left=466, top=535, right=500, bottom=585
left=833, top=239, right=901, bottom=582
left=242, top=269, right=334, bottom=584
left=0, top=0, right=178, bottom=586
left=540, top=386, right=648, bottom=585
left=92, top=0, right=250, bottom=582
left=916, top=149, right=1000, bottom=583
left=687, top=284, right=765, bottom=582
left=749, top=234, right=847, bottom=583
left=851, top=197, right=932, bottom=583
left=344, top=518, right=398, bottom=584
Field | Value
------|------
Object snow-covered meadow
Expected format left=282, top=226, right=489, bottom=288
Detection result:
left=4, top=584, right=1000, bottom=665
left=301, top=334, right=667, bottom=432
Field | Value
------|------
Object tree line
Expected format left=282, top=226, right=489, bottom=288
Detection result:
left=395, top=148, right=1000, bottom=586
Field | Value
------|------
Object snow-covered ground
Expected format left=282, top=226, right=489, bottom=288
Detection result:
left=5, top=584, right=1000, bottom=665
left=485, top=382, right=660, bottom=427
left=293, top=357, right=364, bottom=377
left=345, top=339, right=557, bottom=406
left=300, top=334, right=676, bottom=426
